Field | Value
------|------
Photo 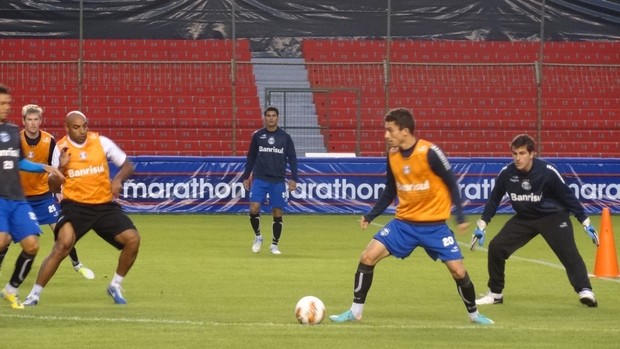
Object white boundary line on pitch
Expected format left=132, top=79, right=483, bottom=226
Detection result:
left=367, top=221, right=620, bottom=284
left=1, top=313, right=619, bottom=333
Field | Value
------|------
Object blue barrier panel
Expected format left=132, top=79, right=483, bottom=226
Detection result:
left=116, top=156, right=620, bottom=215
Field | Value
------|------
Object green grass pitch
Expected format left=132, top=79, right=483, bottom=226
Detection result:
left=1, top=213, right=619, bottom=348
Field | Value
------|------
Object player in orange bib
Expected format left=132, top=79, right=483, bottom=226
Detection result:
left=19, top=104, right=94, bottom=280
left=24, top=111, right=140, bottom=306
left=329, top=108, right=493, bottom=325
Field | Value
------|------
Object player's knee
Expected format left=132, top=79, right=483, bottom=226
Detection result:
left=21, top=241, right=39, bottom=255
left=487, top=243, right=511, bottom=262
left=52, top=239, right=73, bottom=257
left=451, top=268, right=468, bottom=280
left=359, top=251, right=379, bottom=266
left=447, top=261, right=467, bottom=279
left=118, top=229, right=141, bottom=249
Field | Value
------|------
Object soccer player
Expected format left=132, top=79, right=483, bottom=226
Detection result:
left=329, top=108, right=493, bottom=325
left=19, top=104, right=95, bottom=279
left=240, top=106, right=298, bottom=255
left=23, top=110, right=141, bottom=306
left=473, top=134, right=599, bottom=307
left=0, top=84, right=65, bottom=309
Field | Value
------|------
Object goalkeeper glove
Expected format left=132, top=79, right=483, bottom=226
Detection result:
left=582, top=218, right=600, bottom=247
left=470, top=219, right=487, bottom=251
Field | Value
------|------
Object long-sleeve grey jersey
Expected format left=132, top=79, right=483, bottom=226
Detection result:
left=481, top=158, right=587, bottom=224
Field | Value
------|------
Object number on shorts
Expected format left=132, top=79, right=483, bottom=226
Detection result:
left=442, top=236, right=455, bottom=247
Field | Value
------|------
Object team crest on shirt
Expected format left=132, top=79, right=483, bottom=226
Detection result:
left=27, top=151, right=34, bottom=158
left=0, top=132, right=9, bottom=142
left=521, top=179, right=531, bottom=190
left=80, top=151, right=87, bottom=159
left=268, top=136, right=275, bottom=145
left=402, top=165, right=411, bottom=175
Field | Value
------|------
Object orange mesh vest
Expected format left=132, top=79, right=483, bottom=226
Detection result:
left=58, top=132, right=113, bottom=204
left=20, top=130, right=53, bottom=196
left=389, top=139, right=452, bottom=222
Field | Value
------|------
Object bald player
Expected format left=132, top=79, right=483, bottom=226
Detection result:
left=19, top=104, right=95, bottom=280
left=24, top=111, right=141, bottom=306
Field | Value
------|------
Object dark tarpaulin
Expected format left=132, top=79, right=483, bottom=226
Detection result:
left=0, top=1, right=618, bottom=48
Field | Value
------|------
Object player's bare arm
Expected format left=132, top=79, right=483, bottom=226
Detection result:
left=111, top=159, right=135, bottom=198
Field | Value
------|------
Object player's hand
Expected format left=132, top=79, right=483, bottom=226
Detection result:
left=456, top=222, right=470, bottom=234
left=243, top=179, right=250, bottom=190
left=470, top=219, right=487, bottom=251
left=111, top=178, right=123, bottom=198
left=43, top=164, right=65, bottom=181
left=58, top=147, right=70, bottom=168
left=582, top=218, right=600, bottom=247
left=288, top=179, right=297, bottom=192
left=360, top=216, right=370, bottom=230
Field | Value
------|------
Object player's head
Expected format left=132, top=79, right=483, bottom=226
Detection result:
left=384, top=108, right=415, bottom=148
left=263, top=106, right=279, bottom=129
left=65, top=110, right=89, bottom=144
left=510, top=134, right=536, bottom=172
left=0, top=84, right=12, bottom=122
left=22, top=104, right=44, bottom=133
left=511, top=134, right=536, bottom=153
left=384, top=108, right=415, bottom=134
left=264, top=106, right=279, bottom=117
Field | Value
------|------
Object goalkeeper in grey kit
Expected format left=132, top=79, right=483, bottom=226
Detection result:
left=472, top=134, right=599, bottom=307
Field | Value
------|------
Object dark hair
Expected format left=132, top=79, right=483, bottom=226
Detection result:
left=264, top=106, right=279, bottom=116
left=511, top=134, right=536, bottom=152
left=384, top=108, right=414, bottom=134
left=0, top=84, right=10, bottom=95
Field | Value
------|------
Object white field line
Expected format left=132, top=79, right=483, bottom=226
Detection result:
left=1, top=313, right=619, bottom=333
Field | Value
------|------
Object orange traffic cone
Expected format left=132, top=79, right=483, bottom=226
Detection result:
left=593, top=207, right=620, bottom=278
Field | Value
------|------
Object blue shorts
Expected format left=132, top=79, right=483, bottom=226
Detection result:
left=27, top=195, right=60, bottom=225
left=0, top=198, right=42, bottom=243
left=373, top=219, right=464, bottom=262
left=249, top=178, right=288, bottom=209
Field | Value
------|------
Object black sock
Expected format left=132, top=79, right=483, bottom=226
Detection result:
left=10, top=251, right=36, bottom=288
left=455, top=272, right=477, bottom=313
left=250, top=213, right=261, bottom=236
left=353, top=263, right=375, bottom=304
left=272, top=217, right=282, bottom=245
left=0, top=247, right=8, bottom=270
left=69, top=248, right=80, bottom=267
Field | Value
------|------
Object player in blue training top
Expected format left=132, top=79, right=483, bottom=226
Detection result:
left=240, top=106, right=298, bottom=255
left=0, top=84, right=65, bottom=309
left=472, top=134, right=600, bottom=307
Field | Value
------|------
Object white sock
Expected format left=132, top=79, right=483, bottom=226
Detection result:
left=30, top=284, right=44, bottom=297
left=469, top=311, right=480, bottom=321
left=111, top=273, right=124, bottom=287
left=351, top=303, right=364, bottom=318
left=4, top=284, right=18, bottom=294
